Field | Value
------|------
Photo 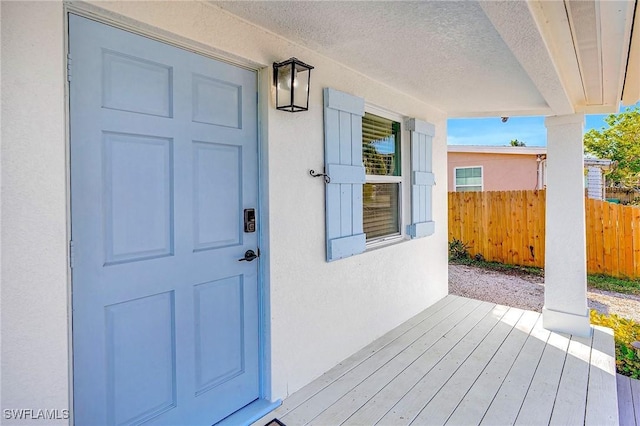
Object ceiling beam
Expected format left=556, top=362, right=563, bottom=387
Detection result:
left=600, top=0, right=636, bottom=110
left=479, top=0, right=574, bottom=115
left=622, top=1, right=640, bottom=106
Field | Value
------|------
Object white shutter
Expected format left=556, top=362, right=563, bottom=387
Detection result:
left=324, top=88, right=366, bottom=261
left=406, top=118, right=436, bottom=238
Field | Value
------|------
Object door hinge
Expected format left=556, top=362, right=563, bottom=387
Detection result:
left=67, top=53, right=72, bottom=82
left=69, top=240, right=75, bottom=269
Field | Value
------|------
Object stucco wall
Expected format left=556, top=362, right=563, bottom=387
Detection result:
left=1, top=1, right=448, bottom=419
left=1, top=2, right=70, bottom=424
left=448, top=152, right=541, bottom=191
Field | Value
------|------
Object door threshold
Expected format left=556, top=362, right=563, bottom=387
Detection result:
left=215, top=398, right=282, bottom=426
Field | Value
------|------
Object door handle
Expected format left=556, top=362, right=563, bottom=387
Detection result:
left=238, top=250, right=259, bottom=262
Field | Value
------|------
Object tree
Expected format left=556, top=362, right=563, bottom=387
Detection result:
left=510, top=139, right=526, bottom=147
left=584, top=106, right=640, bottom=188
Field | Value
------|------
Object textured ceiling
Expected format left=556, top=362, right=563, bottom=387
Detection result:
left=214, top=1, right=550, bottom=116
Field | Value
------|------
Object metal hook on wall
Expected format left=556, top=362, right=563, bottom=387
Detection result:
left=309, top=169, right=331, bottom=184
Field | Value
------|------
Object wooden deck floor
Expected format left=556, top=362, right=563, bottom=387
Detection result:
left=618, top=374, right=640, bottom=426
left=255, top=295, right=619, bottom=426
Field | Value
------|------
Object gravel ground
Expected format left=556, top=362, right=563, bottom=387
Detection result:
left=449, top=264, right=640, bottom=323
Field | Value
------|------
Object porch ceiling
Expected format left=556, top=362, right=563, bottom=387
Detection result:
left=213, top=0, right=637, bottom=117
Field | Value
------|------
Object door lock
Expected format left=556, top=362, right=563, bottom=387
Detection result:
left=244, top=209, right=256, bottom=233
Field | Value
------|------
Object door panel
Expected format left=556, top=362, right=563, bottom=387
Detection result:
left=106, top=292, right=177, bottom=425
left=70, top=14, right=259, bottom=425
left=193, top=141, right=242, bottom=250
left=103, top=132, right=174, bottom=264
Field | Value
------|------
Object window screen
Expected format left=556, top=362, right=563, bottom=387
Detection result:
left=362, top=112, right=401, bottom=241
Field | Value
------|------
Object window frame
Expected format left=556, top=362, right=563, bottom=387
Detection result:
left=363, top=105, right=406, bottom=247
left=454, top=165, right=484, bottom=192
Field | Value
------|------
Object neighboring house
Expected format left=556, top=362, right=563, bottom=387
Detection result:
left=448, top=146, right=613, bottom=199
left=2, top=2, right=639, bottom=425
left=584, top=155, right=615, bottom=200
left=448, top=145, right=547, bottom=192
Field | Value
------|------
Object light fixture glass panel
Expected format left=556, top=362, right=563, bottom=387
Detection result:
left=276, top=63, right=293, bottom=110
left=292, top=66, right=310, bottom=110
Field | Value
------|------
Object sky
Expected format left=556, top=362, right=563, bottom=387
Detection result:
left=447, top=101, right=640, bottom=147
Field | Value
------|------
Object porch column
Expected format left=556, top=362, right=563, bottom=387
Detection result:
left=543, top=113, right=591, bottom=337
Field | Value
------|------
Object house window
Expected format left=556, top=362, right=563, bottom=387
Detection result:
left=362, top=112, right=402, bottom=242
left=455, top=166, right=482, bottom=191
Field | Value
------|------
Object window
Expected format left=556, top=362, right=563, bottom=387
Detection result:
left=455, top=166, right=482, bottom=192
left=323, top=87, right=435, bottom=262
left=362, top=112, right=402, bottom=242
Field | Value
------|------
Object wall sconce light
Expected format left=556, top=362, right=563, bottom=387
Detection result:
left=273, top=57, right=314, bottom=112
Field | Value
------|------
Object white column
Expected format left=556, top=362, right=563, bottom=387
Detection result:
left=543, top=114, right=591, bottom=337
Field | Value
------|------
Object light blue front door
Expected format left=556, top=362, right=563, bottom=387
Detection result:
left=69, top=15, right=260, bottom=425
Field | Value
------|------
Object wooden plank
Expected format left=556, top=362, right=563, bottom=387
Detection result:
left=631, top=376, right=640, bottom=426
left=376, top=304, right=511, bottom=426
left=445, top=311, right=540, bottom=426
left=472, top=191, right=481, bottom=256
left=633, top=207, right=640, bottom=279
left=413, top=171, right=435, bottom=186
left=618, top=204, right=627, bottom=277
left=324, top=87, right=365, bottom=115
left=281, top=297, right=480, bottom=424
left=586, top=198, right=595, bottom=274
left=335, top=301, right=499, bottom=426
left=479, top=314, right=551, bottom=425
left=473, top=191, right=480, bottom=258
left=525, top=191, right=535, bottom=266
left=501, top=192, right=510, bottom=263
left=523, top=191, right=531, bottom=265
left=510, top=191, right=518, bottom=265
left=514, top=331, right=571, bottom=425
left=595, top=199, right=606, bottom=274
left=585, top=326, right=619, bottom=426
left=328, top=233, right=365, bottom=261
left=623, top=206, right=635, bottom=279
left=307, top=300, right=496, bottom=426
left=507, top=191, right=514, bottom=263
left=258, top=298, right=620, bottom=426
left=592, top=198, right=602, bottom=274
left=617, top=374, right=637, bottom=426
left=539, top=190, right=546, bottom=267
left=462, top=191, right=470, bottom=253
left=495, top=191, right=503, bottom=263
left=254, top=295, right=460, bottom=422
left=447, top=193, right=453, bottom=242
left=411, top=308, right=526, bottom=425
left=481, top=191, right=489, bottom=260
left=486, top=192, right=494, bottom=262
left=548, top=333, right=593, bottom=425
left=453, top=192, right=462, bottom=244
left=603, top=203, right=613, bottom=275
left=611, top=203, right=621, bottom=277
left=326, top=163, right=365, bottom=184
left=517, top=191, right=524, bottom=265
left=593, top=198, right=601, bottom=274
left=460, top=192, right=468, bottom=248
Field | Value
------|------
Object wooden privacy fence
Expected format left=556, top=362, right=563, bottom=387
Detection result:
left=604, top=187, right=640, bottom=204
left=448, top=190, right=640, bottom=279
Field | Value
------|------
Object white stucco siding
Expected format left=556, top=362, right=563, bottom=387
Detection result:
left=1, top=0, right=448, bottom=415
left=265, top=82, right=448, bottom=395
left=1, top=2, right=70, bottom=424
